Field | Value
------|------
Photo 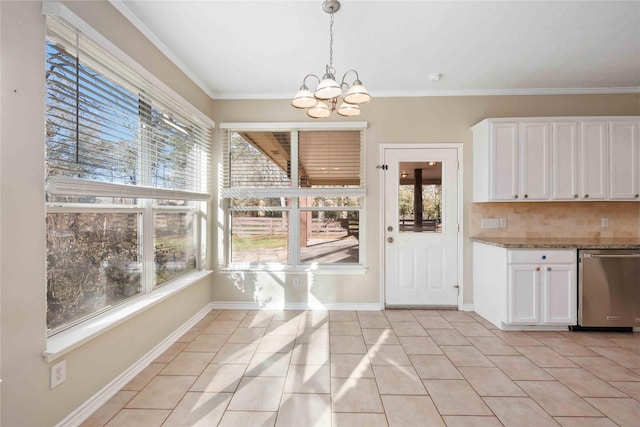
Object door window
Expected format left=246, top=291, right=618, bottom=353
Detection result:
left=398, top=161, right=442, bottom=233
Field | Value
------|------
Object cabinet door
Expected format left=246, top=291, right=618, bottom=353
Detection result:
left=580, top=121, right=608, bottom=200
left=490, top=122, right=518, bottom=200
left=508, top=265, right=540, bottom=324
left=551, top=122, right=580, bottom=200
left=519, top=122, right=550, bottom=200
left=542, top=264, right=576, bottom=324
left=609, top=121, right=639, bottom=200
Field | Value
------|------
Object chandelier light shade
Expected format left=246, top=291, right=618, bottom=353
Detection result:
left=307, top=100, right=332, bottom=118
left=291, top=0, right=371, bottom=118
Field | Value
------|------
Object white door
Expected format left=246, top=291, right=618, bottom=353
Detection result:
left=609, top=121, right=639, bottom=200
left=508, top=264, right=540, bottom=324
left=519, top=122, right=550, bottom=200
left=384, top=147, right=459, bottom=307
left=551, top=122, right=580, bottom=200
left=542, top=264, right=576, bottom=324
left=490, top=122, right=518, bottom=200
left=580, top=121, right=608, bottom=200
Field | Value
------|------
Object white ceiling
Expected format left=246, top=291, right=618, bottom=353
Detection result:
left=112, top=0, right=640, bottom=100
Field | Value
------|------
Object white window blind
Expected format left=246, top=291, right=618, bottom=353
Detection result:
left=298, top=131, right=363, bottom=187
left=221, top=129, right=365, bottom=198
left=45, top=17, right=211, bottom=198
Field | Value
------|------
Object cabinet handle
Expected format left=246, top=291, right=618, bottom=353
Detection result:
left=547, top=267, right=552, bottom=271
left=574, top=194, right=579, bottom=198
left=584, top=194, right=589, bottom=198
left=635, top=194, right=639, bottom=199
left=514, top=195, right=518, bottom=199
left=524, top=194, right=528, bottom=199
left=536, top=267, right=540, bottom=271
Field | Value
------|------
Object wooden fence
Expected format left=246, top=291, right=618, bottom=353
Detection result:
left=233, top=217, right=357, bottom=237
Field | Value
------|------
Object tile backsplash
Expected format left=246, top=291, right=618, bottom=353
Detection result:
left=470, top=202, right=640, bottom=238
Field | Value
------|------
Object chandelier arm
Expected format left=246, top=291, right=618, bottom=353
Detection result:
left=301, top=74, right=321, bottom=89
left=340, top=69, right=361, bottom=86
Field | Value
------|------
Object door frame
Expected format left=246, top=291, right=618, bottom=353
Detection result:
left=379, top=143, right=464, bottom=309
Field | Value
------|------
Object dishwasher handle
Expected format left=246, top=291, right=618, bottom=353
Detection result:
left=583, top=253, right=640, bottom=259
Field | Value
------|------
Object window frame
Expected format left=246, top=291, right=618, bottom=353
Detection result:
left=220, top=122, right=367, bottom=273
left=43, top=10, right=214, bottom=337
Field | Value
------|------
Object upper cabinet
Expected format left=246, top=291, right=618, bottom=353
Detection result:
left=609, top=121, right=640, bottom=200
left=580, top=121, right=608, bottom=200
left=473, top=117, right=640, bottom=202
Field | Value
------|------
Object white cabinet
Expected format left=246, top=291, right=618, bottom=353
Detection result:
left=519, top=122, right=550, bottom=200
left=473, top=120, right=549, bottom=202
left=473, top=116, right=640, bottom=202
left=490, top=122, right=518, bottom=201
left=551, top=122, right=580, bottom=200
left=580, top=121, right=608, bottom=200
left=609, top=121, right=640, bottom=200
left=473, top=243, right=577, bottom=330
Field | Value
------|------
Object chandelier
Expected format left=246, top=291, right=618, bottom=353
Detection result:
left=291, top=0, right=371, bottom=118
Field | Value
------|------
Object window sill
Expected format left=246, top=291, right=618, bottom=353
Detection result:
left=43, top=270, right=213, bottom=363
left=220, top=265, right=368, bottom=275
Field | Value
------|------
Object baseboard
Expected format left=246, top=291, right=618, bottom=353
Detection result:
left=211, top=301, right=382, bottom=311
left=57, top=302, right=215, bottom=427
left=460, top=304, right=474, bottom=312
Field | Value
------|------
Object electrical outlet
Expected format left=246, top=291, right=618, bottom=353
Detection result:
left=499, top=218, right=507, bottom=228
left=51, top=360, right=66, bottom=389
left=480, top=218, right=500, bottom=229
left=602, top=217, right=609, bottom=228
left=292, top=277, right=300, bottom=287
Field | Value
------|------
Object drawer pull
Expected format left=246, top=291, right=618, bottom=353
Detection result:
left=547, top=267, right=551, bottom=271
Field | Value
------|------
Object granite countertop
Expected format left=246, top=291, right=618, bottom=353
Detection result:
left=471, top=237, right=640, bottom=249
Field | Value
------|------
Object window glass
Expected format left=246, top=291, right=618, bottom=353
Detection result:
left=227, top=131, right=292, bottom=188
left=45, top=17, right=211, bottom=335
left=223, top=129, right=364, bottom=268
left=299, top=210, right=359, bottom=264
left=231, top=210, right=289, bottom=264
left=399, top=161, right=442, bottom=233
left=154, top=211, right=196, bottom=285
left=47, top=212, right=141, bottom=332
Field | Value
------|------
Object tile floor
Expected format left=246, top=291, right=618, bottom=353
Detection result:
left=81, top=309, right=640, bottom=427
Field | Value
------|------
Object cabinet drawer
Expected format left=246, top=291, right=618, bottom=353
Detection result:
left=508, top=250, right=575, bottom=264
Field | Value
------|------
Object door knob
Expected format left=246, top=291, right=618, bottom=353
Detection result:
left=387, top=237, right=394, bottom=243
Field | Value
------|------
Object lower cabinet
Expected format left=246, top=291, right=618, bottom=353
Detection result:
left=473, top=243, right=577, bottom=329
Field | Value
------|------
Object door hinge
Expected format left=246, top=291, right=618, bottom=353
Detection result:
left=376, top=164, right=388, bottom=170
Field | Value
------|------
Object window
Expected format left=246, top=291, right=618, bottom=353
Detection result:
left=222, top=128, right=365, bottom=269
left=45, top=17, right=211, bottom=334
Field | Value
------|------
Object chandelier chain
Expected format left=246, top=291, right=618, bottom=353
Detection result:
left=329, top=11, right=334, bottom=69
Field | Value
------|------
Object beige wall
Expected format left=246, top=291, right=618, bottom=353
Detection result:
left=0, top=2, right=214, bottom=425
left=211, top=94, right=640, bottom=308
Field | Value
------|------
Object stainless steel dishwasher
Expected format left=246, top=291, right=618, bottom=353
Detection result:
left=577, top=249, right=640, bottom=330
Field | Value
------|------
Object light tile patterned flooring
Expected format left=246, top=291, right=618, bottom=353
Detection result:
left=81, top=309, right=640, bottom=427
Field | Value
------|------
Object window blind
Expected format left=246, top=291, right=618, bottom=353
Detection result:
left=45, top=17, right=211, bottom=197
left=221, top=129, right=365, bottom=198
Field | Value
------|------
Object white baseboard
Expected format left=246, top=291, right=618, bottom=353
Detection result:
left=211, top=301, right=382, bottom=311
left=57, top=302, right=215, bottom=427
left=460, top=304, right=474, bottom=312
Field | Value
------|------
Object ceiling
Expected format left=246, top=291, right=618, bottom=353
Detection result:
left=112, top=1, right=640, bottom=100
